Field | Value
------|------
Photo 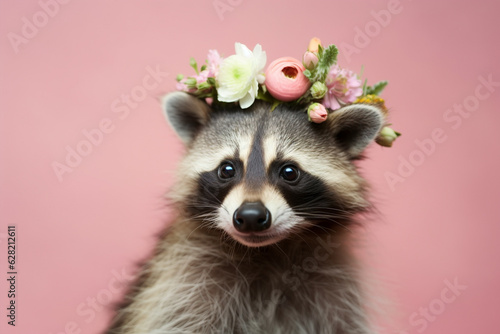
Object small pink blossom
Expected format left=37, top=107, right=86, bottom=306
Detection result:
left=265, top=57, right=311, bottom=102
left=307, top=103, right=328, bottom=123
left=322, top=65, right=363, bottom=110
left=207, top=49, right=222, bottom=77
left=195, top=70, right=209, bottom=84
left=176, top=80, right=195, bottom=93
left=176, top=70, right=210, bottom=93
left=176, top=50, right=221, bottom=93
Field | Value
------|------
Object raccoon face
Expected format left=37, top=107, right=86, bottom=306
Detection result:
left=163, top=92, right=384, bottom=247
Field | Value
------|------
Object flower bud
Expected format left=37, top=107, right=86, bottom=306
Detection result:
left=307, top=103, right=328, bottom=123
left=185, top=77, right=197, bottom=89
left=197, top=81, right=211, bottom=91
left=308, top=37, right=321, bottom=53
left=375, top=127, right=401, bottom=147
left=310, top=81, right=327, bottom=99
left=302, top=51, right=319, bottom=70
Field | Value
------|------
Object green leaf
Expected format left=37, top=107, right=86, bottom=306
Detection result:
left=303, top=69, right=312, bottom=79
left=359, top=65, right=365, bottom=78
left=366, top=80, right=388, bottom=96
left=185, top=77, right=197, bottom=88
left=207, top=77, right=216, bottom=86
left=197, top=82, right=211, bottom=91
left=176, top=74, right=184, bottom=82
left=270, top=100, right=281, bottom=112
left=317, top=44, right=324, bottom=56
left=256, top=88, right=275, bottom=104
left=313, top=44, right=338, bottom=82
left=362, top=78, right=368, bottom=96
left=200, top=64, right=207, bottom=72
left=323, top=45, right=338, bottom=66
left=189, top=57, right=198, bottom=74
left=196, top=92, right=213, bottom=98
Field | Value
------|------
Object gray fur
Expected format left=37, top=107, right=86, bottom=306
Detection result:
left=328, top=104, right=385, bottom=158
left=162, top=92, right=212, bottom=144
left=107, top=93, right=386, bottom=334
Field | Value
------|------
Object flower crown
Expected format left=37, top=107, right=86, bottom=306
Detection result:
left=176, top=38, right=400, bottom=147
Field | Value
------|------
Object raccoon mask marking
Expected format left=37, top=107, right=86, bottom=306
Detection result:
left=163, top=92, right=384, bottom=248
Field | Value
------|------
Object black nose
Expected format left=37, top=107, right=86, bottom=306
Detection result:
left=233, top=202, right=272, bottom=233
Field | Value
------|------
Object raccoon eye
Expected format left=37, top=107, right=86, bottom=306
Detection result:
left=280, top=165, right=300, bottom=183
left=218, top=162, right=236, bottom=179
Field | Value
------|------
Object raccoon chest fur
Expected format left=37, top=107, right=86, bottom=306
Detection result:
left=107, top=93, right=386, bottom=334
left=110, top=221, right=370, bottom=334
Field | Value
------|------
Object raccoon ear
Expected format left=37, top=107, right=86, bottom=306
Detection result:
left=327, top=104, right=385, bottom=157
left=162, top=92, right=211, bottom=144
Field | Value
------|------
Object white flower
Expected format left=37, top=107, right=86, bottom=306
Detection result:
left=216, top=43, right=267, bottom=109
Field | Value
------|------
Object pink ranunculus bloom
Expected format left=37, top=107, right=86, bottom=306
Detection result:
left=307, top=103, right=328, bottom=123
left=322, top=65, right=363, bottom=110
left=207, top=49, right=222, bottom=77
left=265, top=57, right=311, bottom=102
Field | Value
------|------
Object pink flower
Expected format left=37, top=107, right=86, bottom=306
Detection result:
left=302, top=51, right=318, bottom=70
left=176, top=80, right=195, bottom=93
left=195, top=70, right=209, bottom=84
left=176, top=81, right=187, bottom=91
left=265, top=57, right=311, bottom=102
left=176, top=70, right=211, bottom=93
left=307, top=103, right=328, bottom=123
left=322, top=65, right=362, bottom=110
left=207, top=49, right=222, bottom=77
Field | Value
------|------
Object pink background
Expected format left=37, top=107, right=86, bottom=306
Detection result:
left=1, top=1, right=499, bottom=333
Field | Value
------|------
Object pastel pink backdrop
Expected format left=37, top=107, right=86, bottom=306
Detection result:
left=1, top=1, right=499, bottom=333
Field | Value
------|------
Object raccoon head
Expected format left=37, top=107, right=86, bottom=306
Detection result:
left=163, top=92, right=385, bottom=247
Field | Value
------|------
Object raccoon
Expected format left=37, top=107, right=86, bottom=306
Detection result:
left=107, top=91, right=386, bottom=334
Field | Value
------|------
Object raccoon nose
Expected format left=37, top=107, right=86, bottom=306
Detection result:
left=233, top=202, right=272, bottom=233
